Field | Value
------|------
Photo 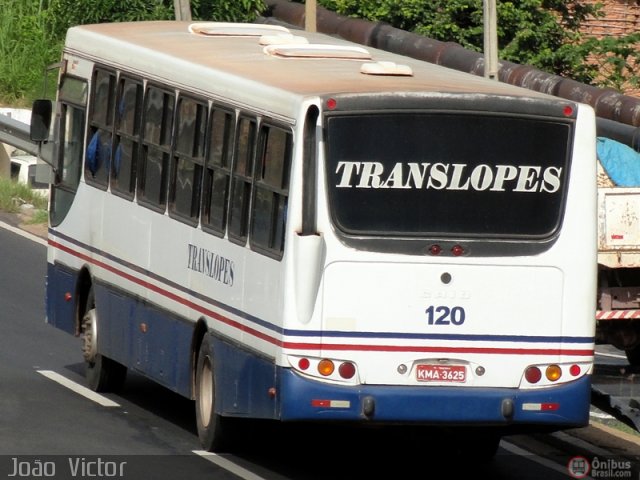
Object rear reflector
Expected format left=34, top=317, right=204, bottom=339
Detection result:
left=311, top=399, right=351, bottom=408
left=522, top=402, right=560, bottom=411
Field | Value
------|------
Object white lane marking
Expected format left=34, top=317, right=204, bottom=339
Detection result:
left=193, top=451, right=270, bottom=480
left=37, top=370, right=120, bottom=407
left=501, top=440, right=593, bottom=479
left=0, top=220, right=47, bottom=246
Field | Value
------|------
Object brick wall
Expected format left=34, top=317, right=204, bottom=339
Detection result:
left=579, top=1, right=640, bottom=96
left=582, top=0, right=640, bottom=36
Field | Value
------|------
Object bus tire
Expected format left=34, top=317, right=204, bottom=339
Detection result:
left=625, top=344, right=640, bottom=366
left=195, top=334, right=229, bottom=452
left=454, top=430, right=501, bottom=462
left=82, top=287, right=127, bottom=393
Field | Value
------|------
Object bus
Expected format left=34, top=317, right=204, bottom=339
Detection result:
left=32, top=20, right=597, bottom=457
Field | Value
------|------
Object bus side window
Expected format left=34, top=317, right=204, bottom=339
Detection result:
left=250, top=125, right=292, bottom=259
left=228, top=116, right=256, bottom=245
left=112, top=76, right=143, bottom=200
left=85, top=68, right=116, bottom=189
left=138, top=85, right=174, bottom=212
left=50, top=76, right=87, bottom=227
left=202, top=108, right=234, bottom=237
left=169, top=95, right=207, bottom=224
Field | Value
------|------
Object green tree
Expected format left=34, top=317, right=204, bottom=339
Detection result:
left=0, top=0, right=268, bottom=105
left=314, top=0, right=640, bottom=90
left=46, top=0, right=266, bottom=41
left=46, top=0, right=176, bottom=40
left=194, top=0, right=266, bottom=22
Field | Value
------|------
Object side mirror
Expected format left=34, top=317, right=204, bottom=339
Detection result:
left=30, top=99, right=52, bottom=142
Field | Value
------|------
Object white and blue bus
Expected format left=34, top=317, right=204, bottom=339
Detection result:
left=33, top=21, right=597, bottom=456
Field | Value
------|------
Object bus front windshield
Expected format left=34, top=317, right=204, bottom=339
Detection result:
left=325, top=112, right=572, bottom=240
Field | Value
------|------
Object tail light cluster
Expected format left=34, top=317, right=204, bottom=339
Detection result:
left=522, top=362, right=591, bottom=387
left=288, top=355, right=359, bottom=384
left=428, top=244, right=465, bottom=256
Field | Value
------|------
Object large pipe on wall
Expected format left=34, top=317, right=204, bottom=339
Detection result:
left=263, top=0, right=640, bottom=131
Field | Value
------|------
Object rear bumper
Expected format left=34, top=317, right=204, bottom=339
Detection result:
left=279, top=369, right=591, bottom=427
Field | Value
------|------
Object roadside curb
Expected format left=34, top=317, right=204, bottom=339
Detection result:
left=560, top=421, right=640, bottom=456
left=0, top=212, right=47, bottom=243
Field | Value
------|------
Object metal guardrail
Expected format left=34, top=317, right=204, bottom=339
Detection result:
left=0, top=113, right=39, bottom=156
left=0, top=113, right=52, bottom=165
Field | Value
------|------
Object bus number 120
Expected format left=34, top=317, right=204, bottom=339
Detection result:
left=425, top=306, right=466, bottom=325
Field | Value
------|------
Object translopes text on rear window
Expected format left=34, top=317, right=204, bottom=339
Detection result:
left=325, top=112, right=571, bottom=239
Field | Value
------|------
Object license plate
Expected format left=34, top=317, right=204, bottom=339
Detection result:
left=416, top=364, right=466, bottom=383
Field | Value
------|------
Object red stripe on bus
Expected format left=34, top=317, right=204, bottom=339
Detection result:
left=49, top=239, right=282, bottom=346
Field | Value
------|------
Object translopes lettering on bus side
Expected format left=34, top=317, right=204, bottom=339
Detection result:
left=187, top=244, right=235, bottom=286
left=334, top=161, right=563, bottom=193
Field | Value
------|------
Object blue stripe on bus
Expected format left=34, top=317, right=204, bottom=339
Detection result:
left=49, top=229, right=595, bottom=346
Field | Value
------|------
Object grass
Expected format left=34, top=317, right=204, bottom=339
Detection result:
left=0, top=0, right=60, bottom=106
left=0, top=176, right=47, bottom=222
left=28, top=207, right=48, bottom=224
left=590, top=408, right=640, bottom=439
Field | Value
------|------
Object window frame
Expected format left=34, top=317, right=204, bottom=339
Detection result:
left=227, top=115, right=257, bottom=246
left=50, top=74, right=88, bottom=228
left=168, top=94, right=208, bottom=226
left=111, top=74, right=144, bottom=201
left=85, top=67, right=117, bottom=190
left=137, top=83, right=176, bottom=213
left=201, top=105, right=236, bottom=238
left=249, top=122, right=293, bottom=259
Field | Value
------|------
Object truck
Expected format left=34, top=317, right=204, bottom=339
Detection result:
left=595, top=119, right=640, bottom=366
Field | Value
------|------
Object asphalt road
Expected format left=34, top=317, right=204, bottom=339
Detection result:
left=0, top=221, right=636, bottom=480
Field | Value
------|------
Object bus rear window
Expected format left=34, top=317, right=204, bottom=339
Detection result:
left=325, top=113, right=571, bottom=239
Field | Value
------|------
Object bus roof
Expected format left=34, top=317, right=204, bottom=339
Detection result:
left=64, top=21, right=563, bottom=119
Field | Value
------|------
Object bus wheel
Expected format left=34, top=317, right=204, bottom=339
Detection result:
left=81, top=287, right=126, bottom=393
left=453, top=430, right=501, bottom=462
left=195, top=334, right=228, bottom=451
left=469, top=434, right=501, bottom=462
left=625, top=344, right=640, bottom=366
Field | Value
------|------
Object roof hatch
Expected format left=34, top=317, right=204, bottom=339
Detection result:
left=263, top=44, right=372, bottom=60
left=360, top=61, right=413, bottom=76
left=259, top=33, right=309, bottom=46
left=189, top=22, right=291, bottom=37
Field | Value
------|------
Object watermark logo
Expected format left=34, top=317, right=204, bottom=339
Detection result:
left=568, top=456, right=591, bottom=479
left=7, top=457, right=127, bottom=478
left=568, top=456, right=633, bottom=479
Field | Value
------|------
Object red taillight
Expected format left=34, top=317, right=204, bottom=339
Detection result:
left=525, top=366, right=542, bottom=383
left=569, top=364, right=581, bottom=377
left=429, top=244, right=442, bottom=255
left=338, top=362, right=356, bottom=379
left=563, top=105, right=574, bottom=117
left=451, top=245, right=465, bottom=256
left=326, top=98, right=337, bottom=110
left=298, top=358, right=310, bottom=371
